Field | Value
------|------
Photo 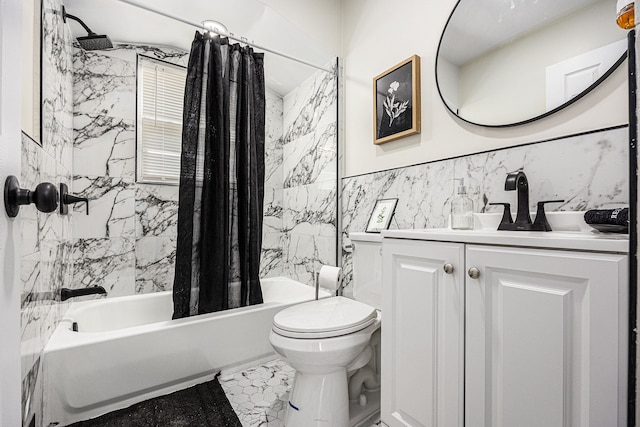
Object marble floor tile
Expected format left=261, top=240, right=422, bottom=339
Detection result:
left=219, top=359, right=294, bottom=427
left=219, top=358, right=381, bottom=427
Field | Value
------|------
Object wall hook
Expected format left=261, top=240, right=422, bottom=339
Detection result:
left=4, top=176, right=59, bottom=218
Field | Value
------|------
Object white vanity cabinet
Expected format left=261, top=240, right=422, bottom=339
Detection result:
left=381, top=238, right=465, bottom=427
left=381, top=232, right=628, bottom=427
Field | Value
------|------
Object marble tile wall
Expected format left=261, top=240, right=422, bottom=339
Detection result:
left=71, top=44, right=289, bottom=295
left=71, top=44, right=188, bottom=297
left=280, top=64, right=339, bottom=286
left=261, top=89, right=285, bottom=279
left=20, top=0, right=74, bottom=425
left=341, top=126, right=629, bottom=294
left=71, top=44, right=338, bottom=293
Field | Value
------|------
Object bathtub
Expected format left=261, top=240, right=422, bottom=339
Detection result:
left=42, top=277, right=329, bottom=426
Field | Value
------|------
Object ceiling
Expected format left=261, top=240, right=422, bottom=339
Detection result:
left=63, top=0, right=336, bottom=96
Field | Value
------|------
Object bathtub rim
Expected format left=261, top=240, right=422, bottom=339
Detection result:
left=46, top=276, right=330, bottom=350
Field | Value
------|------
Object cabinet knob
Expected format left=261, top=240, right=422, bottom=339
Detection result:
left=468, top=267, right=480, bottom=279
left=443, top=263, right=454, bottom=274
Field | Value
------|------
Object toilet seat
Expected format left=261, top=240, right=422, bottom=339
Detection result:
left=273, top=296, right=377, bottom=339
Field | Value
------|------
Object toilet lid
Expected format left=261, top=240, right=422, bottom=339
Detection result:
left=273, top=296, right=377, bottom=339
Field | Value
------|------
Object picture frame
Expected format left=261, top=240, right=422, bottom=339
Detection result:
left=366, top=198, right=399, bottom=233
left=373, top=55, right=421, bottom=145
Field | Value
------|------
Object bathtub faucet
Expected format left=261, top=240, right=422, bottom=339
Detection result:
left=60, top=286, right=107, bottom=301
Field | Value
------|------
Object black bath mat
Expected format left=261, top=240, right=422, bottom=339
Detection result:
left=69, top=376, right=242, bottom=427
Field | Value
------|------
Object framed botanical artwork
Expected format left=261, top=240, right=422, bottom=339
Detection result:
left=366, top=198, right=399, bottom=233
left=373, top=55, right=421, bottom=145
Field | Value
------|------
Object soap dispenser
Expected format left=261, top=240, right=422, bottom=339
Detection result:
left=451, top=178, right=474, bottom=230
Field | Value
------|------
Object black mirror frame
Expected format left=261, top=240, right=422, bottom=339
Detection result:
left=434, top=0, right=628, bottom=128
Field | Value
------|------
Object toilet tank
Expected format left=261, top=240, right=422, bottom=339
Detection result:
left=349, top=232, right=382, bottom=310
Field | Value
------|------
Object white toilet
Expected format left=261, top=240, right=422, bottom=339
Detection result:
left=269, top=232, right=382, bottom=427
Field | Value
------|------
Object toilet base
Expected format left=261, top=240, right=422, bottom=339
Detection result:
left=284, top=369, right=349, bottom=427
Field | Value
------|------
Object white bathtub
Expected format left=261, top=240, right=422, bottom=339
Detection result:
left=42, top=277, right=328, bottom=426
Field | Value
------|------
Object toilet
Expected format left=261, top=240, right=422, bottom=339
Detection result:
left=269, top=232, right=382, bottom=427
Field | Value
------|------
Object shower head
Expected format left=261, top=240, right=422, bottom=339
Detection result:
left=62, top=6, right=113, bottom=51
left=76, top=34, right=114, bottom=51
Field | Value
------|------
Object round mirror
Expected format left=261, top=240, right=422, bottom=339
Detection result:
left=436, top=0, right=627, bottom=127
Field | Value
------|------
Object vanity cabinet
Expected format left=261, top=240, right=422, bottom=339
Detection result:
left=381, top=237, right=628, bottom=427
left=381, top=239, right=465, bottom=427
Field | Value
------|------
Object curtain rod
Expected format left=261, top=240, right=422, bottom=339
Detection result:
left=117, top=0, right=334, bottom=74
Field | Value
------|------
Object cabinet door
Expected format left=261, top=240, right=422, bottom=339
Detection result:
left=381, top=239, right=465, bottom=427
left=465, top=245, right=628, bottom=427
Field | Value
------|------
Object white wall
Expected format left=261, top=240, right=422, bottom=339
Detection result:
left=342, top=0, right=629, bottom=177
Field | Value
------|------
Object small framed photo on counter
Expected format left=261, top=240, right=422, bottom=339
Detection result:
left=366, top=198, right=398, bottom=233
left=373, top=55, right=421, bottom=145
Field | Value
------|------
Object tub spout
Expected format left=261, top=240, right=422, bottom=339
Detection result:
left=60, top=286, right=107, bottom=301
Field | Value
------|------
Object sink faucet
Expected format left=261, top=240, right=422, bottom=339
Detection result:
left=504, top=170, right=532, bottom=228
left=490, top=170, right=564, bottom=231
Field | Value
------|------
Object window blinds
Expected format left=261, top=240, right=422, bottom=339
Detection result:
left=137, top=56, right=186, bottom=184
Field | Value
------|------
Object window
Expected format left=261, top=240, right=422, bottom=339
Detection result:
left=137, top=55, right=187, bottom=184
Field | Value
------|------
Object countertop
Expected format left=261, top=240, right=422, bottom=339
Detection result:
left=381, top=228, right=629, bottom=254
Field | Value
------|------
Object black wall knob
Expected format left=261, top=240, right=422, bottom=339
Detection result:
left=4, top=176, right=59, bottom=218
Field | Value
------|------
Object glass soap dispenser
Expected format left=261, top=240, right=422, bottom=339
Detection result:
left=451, top=178, right=474, bottom=230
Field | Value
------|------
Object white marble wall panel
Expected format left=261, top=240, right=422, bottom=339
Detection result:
left=341, top=127, right=629, bottom=294
left=135, top=184, right=179, bottom=237
left=72, top=176, right=136, bottom=239
left=455, top=127, right=629, bottom=213
left=73, top=48, right=137, bottom=120
left=73, top=115, right=135, bottom=179
left=71, top=44, right=187, bottom=301
left=282, top=63, right=337, bottom=145
left=21, top=1, right=75, bottom=424
left=263, top=188, right=284, bottom=235
left=135, top=236, right=177, bottom=293
left=262, top=90, right=284, bottom=273
left=280, top=64, right=338, bottom=285
left=282, top=184, right=336, bottom=237
left=283, top=234, right=336, bottom=286
left=41, top=0, right=74, bottom=171
left=261, top=233, right=284, bottom=278
left=283, top=122, right=337, bottom=188
left=265, top=142, right=284, bottom=189
left=266, top=89, right=284, bottom=147
left=72, top=237, right=136, bottom=296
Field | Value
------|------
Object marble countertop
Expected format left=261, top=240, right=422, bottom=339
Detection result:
left=381, top=228, right=628, bottom=253
left=380, top=212, right=629, bottom=253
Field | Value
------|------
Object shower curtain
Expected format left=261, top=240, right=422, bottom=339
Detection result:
left=172, top=32, right=265, bottom=319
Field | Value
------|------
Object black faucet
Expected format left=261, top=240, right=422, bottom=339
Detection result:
left=505, top=171, right=532, bottom=228
left=491, top=170, right=564, bottom=231
left=60, top=286, right=107, bottom=301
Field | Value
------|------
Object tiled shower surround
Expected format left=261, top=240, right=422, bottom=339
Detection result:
left=340, top=126, right=629, bottom=293
left=71, top=44, right=188, bottom=296
left=70, top=44, right=338, bottom=296
left=20, top=0, right=74, bottom=424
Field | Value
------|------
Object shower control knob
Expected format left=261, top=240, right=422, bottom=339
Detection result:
left=468, top=267, right=480, bottom=279
left=443, top=263, right=454, bottom=274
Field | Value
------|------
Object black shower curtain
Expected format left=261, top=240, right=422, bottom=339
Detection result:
left=172, top=32, right=265, bottom=319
